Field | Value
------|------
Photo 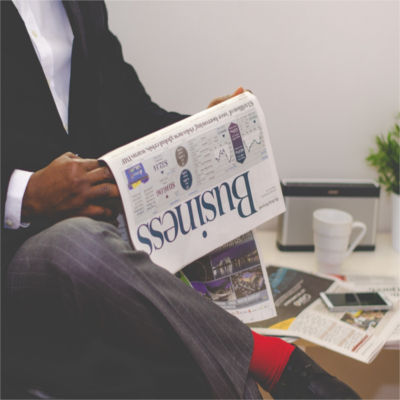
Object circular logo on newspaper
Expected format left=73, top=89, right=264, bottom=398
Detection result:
left=180, top=169, right=192, bottom=190
left=175, top=146, right=188, bottom=167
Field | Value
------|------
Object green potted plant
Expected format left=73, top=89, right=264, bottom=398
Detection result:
left=366, top=118, right=400, bottom=252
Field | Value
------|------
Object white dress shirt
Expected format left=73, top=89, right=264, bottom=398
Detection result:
left=5, top=0, right=73, bottom=229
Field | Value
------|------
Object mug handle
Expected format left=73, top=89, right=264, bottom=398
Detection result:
left=345, top=221, right=367, bottom=257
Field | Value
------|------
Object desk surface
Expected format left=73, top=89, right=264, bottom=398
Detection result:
left=253, top=229, right=400, bottom=400
left=254, top=229, right=400, bottom=277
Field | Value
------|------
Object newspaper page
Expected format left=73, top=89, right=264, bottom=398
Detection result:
left=345, top=274, right=400, bottom=349
left=101, top=93, right=285, bottom=273
left=181, top=231, right=277, bottom=324
left=249, top=266, right=400, bottom=363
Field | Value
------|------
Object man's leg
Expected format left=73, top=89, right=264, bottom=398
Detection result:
left=5, top=217, right=261, bottom=399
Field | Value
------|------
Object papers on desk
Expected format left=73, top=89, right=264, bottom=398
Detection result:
left=345, top=274, right=400, bottom=350
left=249, top=266, right=400, bottom=364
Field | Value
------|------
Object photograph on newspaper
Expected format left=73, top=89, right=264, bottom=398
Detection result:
left=101, top=92, right=285, bottom=273
left=181, top=232, right=276, bottom=324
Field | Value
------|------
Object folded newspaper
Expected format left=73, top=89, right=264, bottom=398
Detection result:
left=181, top=231, right=277, bottom=324
left=249, top=265, right=400, bottom=364
left=101, top=92, right=285, bottom=273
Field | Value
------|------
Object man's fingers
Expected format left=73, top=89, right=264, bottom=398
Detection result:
left=232, top=86, right=245, bottom=96
left=78, top=158, right=101, bottom=172
left=207, top=87, right=245, bottom=108
left=64, top=152, right=80, bottom=159
left=87, top=183, right=120, bottom=200
left=87, top=166, right=115, bottom=184
left=208, top=95, right=230, bottom=108
left=62, top=152, right=99, bottom=171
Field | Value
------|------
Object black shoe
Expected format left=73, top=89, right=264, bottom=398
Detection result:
left=270, top=347, right=361, bottom=399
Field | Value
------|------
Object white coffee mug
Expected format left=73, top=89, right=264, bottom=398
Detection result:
left=313, top=208, right=367, bottom=274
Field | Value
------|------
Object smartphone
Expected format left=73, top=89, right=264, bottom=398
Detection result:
left=320, top=291, right=392, bottom=312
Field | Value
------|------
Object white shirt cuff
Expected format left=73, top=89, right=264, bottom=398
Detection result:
left=4, top=169, right=33, bottom=230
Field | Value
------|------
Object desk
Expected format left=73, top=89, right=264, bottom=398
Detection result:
left=254, top=229, right=400, bottom=400
left=254, top=229, right=400, bottom=276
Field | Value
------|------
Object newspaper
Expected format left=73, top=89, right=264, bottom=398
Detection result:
left=249, top=266, right=400, bottom=363
left=101, top=93, right=285, bottom=273
left=181, top=231, right=277, bottom=324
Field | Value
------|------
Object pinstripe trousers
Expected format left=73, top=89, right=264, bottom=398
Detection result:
left=5, top=217, right=262, bottom=399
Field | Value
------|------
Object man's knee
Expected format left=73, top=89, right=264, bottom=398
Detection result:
left=8, top=216, right=160, bottom=300
left=9, top=217, right=124, bottom=276
left=42, top=217, right=120, bottom=245
left=32, top=216, right=117, bottom=247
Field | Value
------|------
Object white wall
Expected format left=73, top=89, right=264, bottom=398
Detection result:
left=106, top=0, right=399, bottom=231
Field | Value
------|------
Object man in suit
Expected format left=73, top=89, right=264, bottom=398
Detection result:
left=2, top=1, right=360, bottom=398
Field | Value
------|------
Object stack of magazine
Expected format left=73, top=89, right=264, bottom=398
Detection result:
left=181, top=232, right=399, bottom=364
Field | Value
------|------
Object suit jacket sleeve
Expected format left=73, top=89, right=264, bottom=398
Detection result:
left=76, top=1, right=189, bottom=151
left=1, top=0, right=189, bottom=262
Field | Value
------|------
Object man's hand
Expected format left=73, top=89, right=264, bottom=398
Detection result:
left=207, top=87, right=245, bottom=108
left=22, top=152, right=121, bottom=223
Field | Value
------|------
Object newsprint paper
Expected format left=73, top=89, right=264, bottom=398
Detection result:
left=345, top=274, right=400, bottom=349
left=181, top=232, right=277, bottom=324
left=249, top=266, right=400, bottom=364
left=101, top=92, right=285, bottom=274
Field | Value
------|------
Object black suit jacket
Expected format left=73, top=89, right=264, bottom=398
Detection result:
left=1, top=3, right=212, bottom=397
left=1, top=0, right=186, bottom=265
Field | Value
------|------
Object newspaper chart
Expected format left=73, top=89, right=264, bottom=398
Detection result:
left=101, top=93, right=285, bottom=273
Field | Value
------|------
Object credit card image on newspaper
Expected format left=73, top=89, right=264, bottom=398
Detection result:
left=125, top=163, right=149, bottom=189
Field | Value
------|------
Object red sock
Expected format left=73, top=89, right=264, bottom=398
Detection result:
left=249, top=331, right=295, bottom=391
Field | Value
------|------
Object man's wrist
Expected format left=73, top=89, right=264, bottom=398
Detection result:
left=4, top=170, right=33, bottom=229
